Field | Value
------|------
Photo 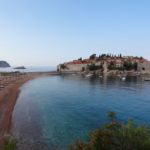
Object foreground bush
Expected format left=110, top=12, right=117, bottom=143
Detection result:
left=2, top=135, right=17, bottom=150
left=69, top=112, right=150, bottom=150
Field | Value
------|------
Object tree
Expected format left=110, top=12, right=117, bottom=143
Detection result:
left=123, top=61, right=133, bottom=70
left=107, top=62, right=116, bottom=70
left=87, top=64, right=103, bottom=71
left=140, top=56, right=143, bottom=59
left=78, top=58, right=82, bottom=61
left=89, top=54, right=96, bottom=60
left=123, top=62, right=138, bottom=71
left=133, top=62, right=138, bottom=71
left=60, top=64, right=68, bottom=69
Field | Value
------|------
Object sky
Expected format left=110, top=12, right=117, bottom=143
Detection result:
left=0, top=0, right=150, bottom=67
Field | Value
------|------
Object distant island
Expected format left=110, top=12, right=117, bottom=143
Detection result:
left=14, top=66, right=26, bottom=69
left=57, top=54, right=150, bottom=75
left=0, top=61, right=10, bottom=67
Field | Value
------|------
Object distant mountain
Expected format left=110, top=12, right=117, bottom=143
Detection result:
left=0, top=61, right=11, bottom=67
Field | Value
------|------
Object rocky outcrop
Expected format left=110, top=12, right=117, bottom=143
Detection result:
left=0, top=61, right=10, bottom=67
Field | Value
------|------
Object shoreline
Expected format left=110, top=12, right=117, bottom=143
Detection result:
left=0, top=72, right=50, bottom=147
left=59, top=70, right=150, bottom=77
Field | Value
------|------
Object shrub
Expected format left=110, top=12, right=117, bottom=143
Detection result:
left=3, top=135, right=17, bottom=150
left=123, top=62, right=138, bottom=71
left=87, top=64, right=103, bottom=71
left=60, top=64, right=68, bottom=69
left=69, top=112, right=150, bottom=150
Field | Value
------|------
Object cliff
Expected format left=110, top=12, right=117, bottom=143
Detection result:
left=0, top=61, right=10, bottom=67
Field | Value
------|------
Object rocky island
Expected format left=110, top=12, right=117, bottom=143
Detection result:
left=57, top=54, right=150, bottom=75
left=14, top=66, right=26, bottom=69
left=0, top=61, right=10, bottom=67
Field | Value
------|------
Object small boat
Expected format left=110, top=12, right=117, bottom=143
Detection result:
left=99, top=76, right=103, bottom=78
left=144, top=78, right=150, bottom=81
left=85, top=73, right=93, bottom=78
left=121, top=77, right=126, bottom=81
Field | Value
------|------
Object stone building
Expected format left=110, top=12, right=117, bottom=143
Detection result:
left=57, top=55, right=150, bottom=74
left=57, top=63, right=89, bottom=72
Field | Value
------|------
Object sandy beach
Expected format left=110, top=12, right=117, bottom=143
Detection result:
left=0, top=72, right=49, bottom=148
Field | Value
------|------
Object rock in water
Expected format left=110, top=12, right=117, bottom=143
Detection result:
left=0, top=61, right=11, bottom=67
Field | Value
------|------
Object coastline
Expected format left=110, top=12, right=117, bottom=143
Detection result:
left=0, top=73, right=50, bottom=148
left=59, top=70, right=150, bottom=77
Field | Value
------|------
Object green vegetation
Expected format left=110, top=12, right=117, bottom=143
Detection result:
left=123, top=62, right=137, bottom=71
left=107, top=62, right=116, bottom=70
left=89, top=54, right=96, bottom=60
left=69, top=112, right=150, bottom=150
left=87, top=64, right=103, bottom=71
left=60, top=64, right=68, bottom=69
left=3, top=135, right=17, bottom=150
left=107, top=62, right=138, bottom=71
left=98, top=54, right=122, bottom=58
left=78, top=57, right=82, bottom=61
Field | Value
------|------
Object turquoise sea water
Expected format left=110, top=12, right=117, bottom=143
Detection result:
left=11, top=75, right=150, bottom=150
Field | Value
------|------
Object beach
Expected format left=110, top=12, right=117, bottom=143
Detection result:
left=0, top=72, right=51, bottom=148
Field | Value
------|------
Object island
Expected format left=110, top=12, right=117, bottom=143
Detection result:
left=14, top=66, right=26, bottom=69
left=0, top=61, right=10, bottom=67
left=57, top=54, right=150, bottom=75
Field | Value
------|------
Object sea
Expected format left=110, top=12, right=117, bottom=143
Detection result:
left=0, top=66, right=55, bottom=73
left=10, top=74, right=150, bottom=150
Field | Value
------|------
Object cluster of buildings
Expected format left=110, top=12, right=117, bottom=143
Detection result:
left=57, top=54, right=150, bottom=74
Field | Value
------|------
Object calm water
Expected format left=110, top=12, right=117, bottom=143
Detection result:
left=0, top=66, right=55, bottom=72
left=11, top=75, right=150, bottom=150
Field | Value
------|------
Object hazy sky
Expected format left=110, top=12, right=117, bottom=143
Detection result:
left=0, top=0, right=150, bottom=67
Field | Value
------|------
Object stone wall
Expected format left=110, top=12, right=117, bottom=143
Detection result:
left=138, top=61, right=150, bottom=73
left=58, top=60, right=150, bottom=74
left=58, top=64, right=89, bottom=72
